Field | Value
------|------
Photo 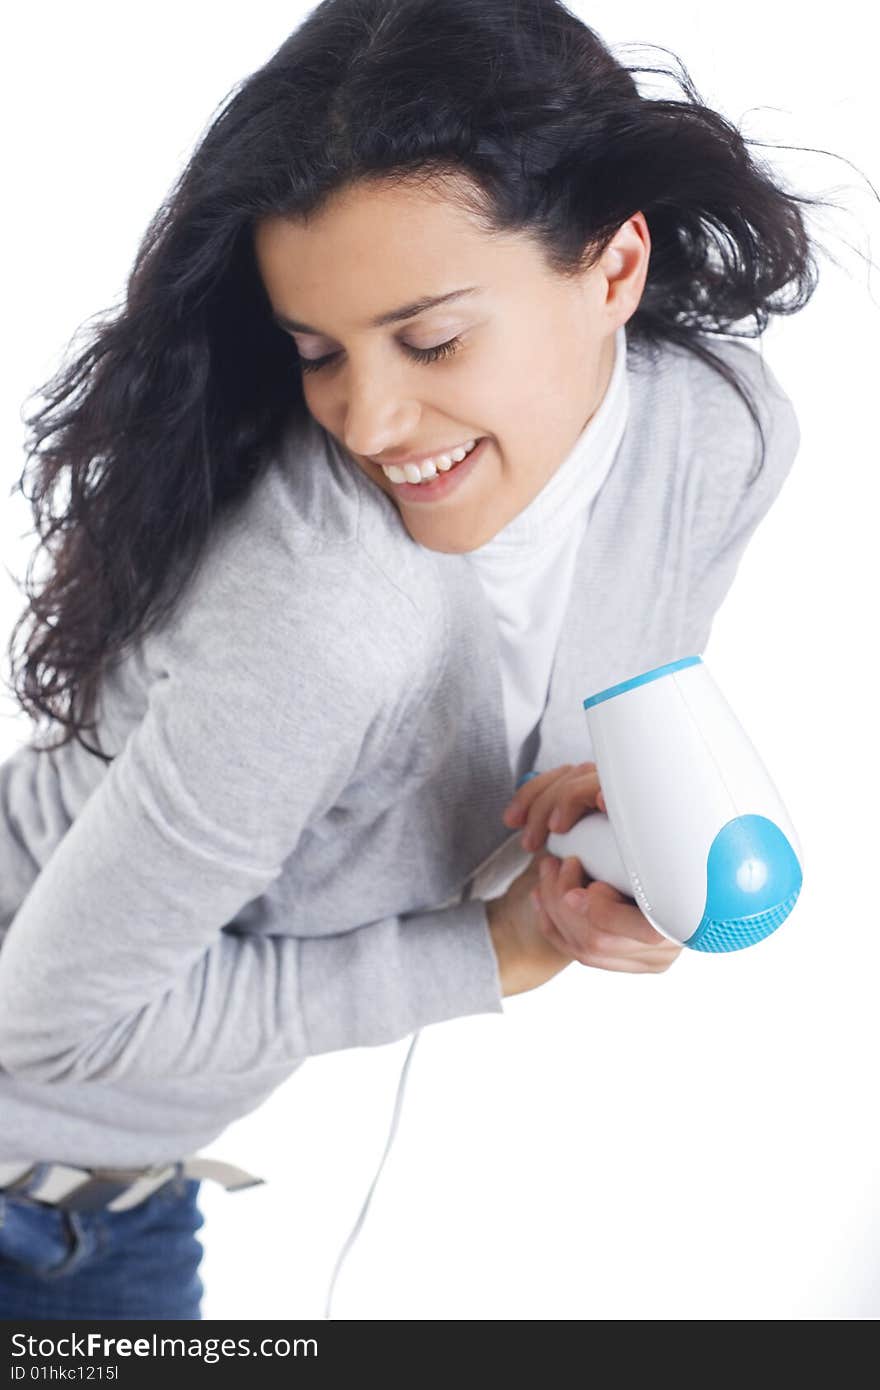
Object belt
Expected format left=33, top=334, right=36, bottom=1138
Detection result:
left=0, top=1157, right=265, bottom=1213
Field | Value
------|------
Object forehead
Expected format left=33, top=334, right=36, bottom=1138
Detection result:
left=252, top=179, right=539, bottom=318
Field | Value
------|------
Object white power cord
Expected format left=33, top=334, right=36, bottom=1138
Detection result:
left=323, top=1029, right=422, bottom=1320
left=321, top=825, right=530, bottom=1318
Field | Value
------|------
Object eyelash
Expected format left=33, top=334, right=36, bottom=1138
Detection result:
left=295, top=336, right=463, bottom=375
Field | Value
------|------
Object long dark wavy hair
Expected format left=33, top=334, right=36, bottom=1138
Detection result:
left=5, top=0, right=872, bottom=762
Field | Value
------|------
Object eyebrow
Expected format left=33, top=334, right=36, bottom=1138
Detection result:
left=271, top=286, right=484, bottom=335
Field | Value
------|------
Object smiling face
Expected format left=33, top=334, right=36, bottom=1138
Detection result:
left=253, top=177, right=649, bottom=553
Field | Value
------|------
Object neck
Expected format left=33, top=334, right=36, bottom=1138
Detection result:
left=582, top=330, right=618, bottom=433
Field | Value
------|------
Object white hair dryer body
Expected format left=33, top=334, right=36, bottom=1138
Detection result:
left=544, top=656, right=803, bottom=952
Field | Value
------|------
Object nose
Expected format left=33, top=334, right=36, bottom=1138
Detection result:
left=340, top=364, right=422, bottom=460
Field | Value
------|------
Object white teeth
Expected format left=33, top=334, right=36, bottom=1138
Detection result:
left=381, top=438, right=479, bottom=484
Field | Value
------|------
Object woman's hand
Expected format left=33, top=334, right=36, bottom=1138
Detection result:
left=486, top=855, right=573, bottom=997
left=502, top=762, right=608, bottom=852
left=488, top=853, right=681, bottom=995
left=530, top=856, right=682, bottom=975
left=488, top=762, right=682, bottom=993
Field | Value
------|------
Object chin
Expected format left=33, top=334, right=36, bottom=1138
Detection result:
left=405, top=518, right=499, bottom=554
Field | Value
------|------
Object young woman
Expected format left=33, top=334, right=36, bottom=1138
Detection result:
left=0, top=0, right=847, bottom=1319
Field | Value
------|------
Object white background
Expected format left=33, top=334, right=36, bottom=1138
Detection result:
left=2, top=2, right=878, bottom=1321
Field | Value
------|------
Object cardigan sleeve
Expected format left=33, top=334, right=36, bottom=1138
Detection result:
left=0, top=529, right=503, bottom=1084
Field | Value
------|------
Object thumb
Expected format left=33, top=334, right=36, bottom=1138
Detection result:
left=586, top=879, right=629, bottom=906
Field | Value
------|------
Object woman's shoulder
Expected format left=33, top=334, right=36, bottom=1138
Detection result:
left=624, top=330, right=800, bottom=498
left=237, top=409, right=363, bottom=556
left=678, top=333, right=799, bottom=446
left=240, top=409, right=445, bottom=584
left=119, top=415, right=441, bottom=723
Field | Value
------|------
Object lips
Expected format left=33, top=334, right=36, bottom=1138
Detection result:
left=383, top=436, right=490, bottom=503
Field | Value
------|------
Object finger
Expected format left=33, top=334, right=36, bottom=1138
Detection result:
left=534, top=856, right=589, bottom=956
left=535, top=852, right=577, bottom=902
left=536, top=872, right=682, bottom=972
left=502, top=765, right=579, bottom=827
left=574, top=945, right=682, bottom=974
left=534, top=853, right=559, bottom=891
left=556, top=855, right=588, bottom=893
left=519, top=764, right=600, bottom=848
left=545, top=767, right=606, bottom=833
left=581, top=881, right=669, bottom=946
left=545, top=879, right=670, bottom=956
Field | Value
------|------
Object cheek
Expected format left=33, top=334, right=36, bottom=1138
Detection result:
left=299, top=381, right=321, bottom=420
left=488, top=328, right=570, bottom=427
left=302, top=380, right=328, bottom=414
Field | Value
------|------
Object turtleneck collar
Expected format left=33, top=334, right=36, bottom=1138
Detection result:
left=465, top=322, right=629, bottom=561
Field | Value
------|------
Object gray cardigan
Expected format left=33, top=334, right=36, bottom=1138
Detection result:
left=0, top=333, right=801, bottom=1166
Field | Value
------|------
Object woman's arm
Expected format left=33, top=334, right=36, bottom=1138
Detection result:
left=0, top=890, right=501, bottom=1084
left=0, top=540, right=503, bottom=1083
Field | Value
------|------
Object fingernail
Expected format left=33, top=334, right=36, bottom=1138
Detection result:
left=548, top=810, right=562, bottom=830
left=564, top=889, right=589, bottom=911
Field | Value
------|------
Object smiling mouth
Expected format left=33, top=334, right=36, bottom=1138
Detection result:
left=377, top=436, right=491, bottom=502
left=376, top=437, right=481, bottom=484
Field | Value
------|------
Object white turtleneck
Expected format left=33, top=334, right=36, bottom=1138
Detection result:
left=464, top=322, right=629, bottom=786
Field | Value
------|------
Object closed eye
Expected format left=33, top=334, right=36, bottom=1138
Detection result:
left=295, top=336, right=464, bottom=375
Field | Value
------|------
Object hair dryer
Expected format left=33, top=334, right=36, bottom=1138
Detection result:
left=542, top=655, right=803, bottom=952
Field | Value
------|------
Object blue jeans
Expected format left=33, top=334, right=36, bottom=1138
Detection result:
left=0, top=1167, right=205, bottom=1320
